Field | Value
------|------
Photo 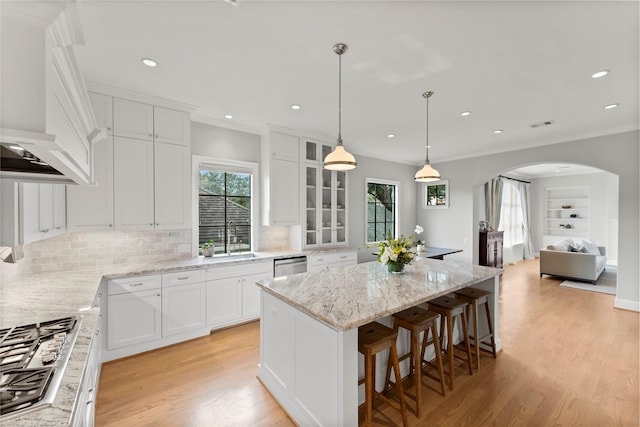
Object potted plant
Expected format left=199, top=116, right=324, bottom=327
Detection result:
left=377, top=233, right=415, bottom=273
left=414, top=225, right=426, bottom=252
left=202, top=239, right=215, bottom=257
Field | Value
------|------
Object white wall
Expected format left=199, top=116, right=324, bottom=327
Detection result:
left=530, top=172, right=618, bottom=258
left=416, top=130, right=639, bottom=311
left=191, top=121, right=261, bottom=162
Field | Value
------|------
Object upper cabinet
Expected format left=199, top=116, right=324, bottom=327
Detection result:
left=261, top=130, right=300, bottom=226
left=67, top=93, right=192, bottom=231
left=293, top=138, right=347, bottom=249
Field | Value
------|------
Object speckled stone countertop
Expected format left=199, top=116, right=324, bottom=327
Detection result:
left=0, top=247, right=358, bottom=425
left=256, top=257, right=502, bottom=331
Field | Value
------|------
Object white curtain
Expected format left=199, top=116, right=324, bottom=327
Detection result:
left=484, top=178, right=503, bottom=230
left=498, top=179, right=524, bottom=265
left=518, top=181, right=536, bottom=259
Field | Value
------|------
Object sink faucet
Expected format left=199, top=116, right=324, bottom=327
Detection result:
left=227, top=221, right=236, bottom=255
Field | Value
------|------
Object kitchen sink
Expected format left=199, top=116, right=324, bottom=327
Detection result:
left=210, top=253, right=256, bottom=261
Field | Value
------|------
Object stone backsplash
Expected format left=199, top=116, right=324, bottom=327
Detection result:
left=0, top=226, right=290, bottom=283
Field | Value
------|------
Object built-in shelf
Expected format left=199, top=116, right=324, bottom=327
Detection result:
left=544, top=186, right=590, bottom=240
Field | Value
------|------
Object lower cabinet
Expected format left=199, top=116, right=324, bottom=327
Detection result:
left=308, top=250, right=357, bottom=273
left=71, top=310, right=103, bottom=426
left=107, top=275, right=162, bottom=350
left=206, top=261, right=272, bottom=329
left=162, top=270, right=206, bottom=336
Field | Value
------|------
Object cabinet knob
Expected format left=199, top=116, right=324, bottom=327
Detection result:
left=109, top=224, right=113, bottom=227
left=148, top=133, right=153, bottom=137
left=155, top=223, right=159, bottom=226
left=157, top=293, right=161, bottom=297
left=107, top=127, right=112, bottom=131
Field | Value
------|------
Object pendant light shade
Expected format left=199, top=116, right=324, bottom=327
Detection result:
left=324, top=43, right=357, bottom=171
left=415, top=91, right=441, bottom=182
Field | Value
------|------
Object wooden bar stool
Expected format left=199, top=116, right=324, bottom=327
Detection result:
left=453, top=287, right=497, bottom=370
left=383, top=306, right=446, bottom=418
left=427, top=295, right=473, bottom=391
left=358, top=321, right=408, bottom=427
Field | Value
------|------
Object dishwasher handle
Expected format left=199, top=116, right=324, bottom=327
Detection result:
left=274, top=256, right=307, bottom=266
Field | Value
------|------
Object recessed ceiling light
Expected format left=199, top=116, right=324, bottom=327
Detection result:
left=461, top=111, right=471, bottom=117
left=493, top=129, right=504, bottom=134
left=224, top=0, right=239, bottom=6
left=224, top=114, right=233, bottom=119
left=604, top=103, right=619, bottom=110
left=387, top=134, right=395, bottom=138
left=291, top=104, right=301, bottom=110
left=141, top=58, right=157, bottom=67
left=592, top=70, right=609, bottom=79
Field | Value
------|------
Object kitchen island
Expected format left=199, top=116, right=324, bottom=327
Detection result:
left=256, top=257, right=502, bottom=427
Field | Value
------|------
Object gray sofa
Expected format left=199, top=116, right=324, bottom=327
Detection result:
left=539, top=240, right=606, bottom=284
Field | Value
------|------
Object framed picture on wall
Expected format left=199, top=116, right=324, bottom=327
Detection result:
left=423, top=180, right=449, bottom=209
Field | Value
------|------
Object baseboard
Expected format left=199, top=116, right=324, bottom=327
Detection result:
left=614, top=297, right=640, bottom=312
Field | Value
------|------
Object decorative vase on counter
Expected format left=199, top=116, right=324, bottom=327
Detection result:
left=387, top=261, right=405, bottom=274
left=416, top=244, right=426, bottom=253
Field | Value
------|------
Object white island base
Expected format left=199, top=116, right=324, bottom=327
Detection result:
left=258, top=269, right=501, bottom=427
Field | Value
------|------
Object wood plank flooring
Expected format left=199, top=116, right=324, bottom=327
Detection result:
left=96, top=259, right=639, bottom=426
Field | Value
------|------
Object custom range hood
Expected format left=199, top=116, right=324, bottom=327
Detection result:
left=0, top=2, right=101, bottom=185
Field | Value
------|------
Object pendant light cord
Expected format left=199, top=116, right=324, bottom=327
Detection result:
left=337, top=52, right=343, bottom=146
left=425, top=94, right=430, bottom=164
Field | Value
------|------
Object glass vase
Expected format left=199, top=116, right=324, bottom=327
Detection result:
left=387, top=261, right=405, bottom=274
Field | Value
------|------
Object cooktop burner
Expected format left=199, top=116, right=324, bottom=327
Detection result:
left=0, top=317, right=80, bottom=420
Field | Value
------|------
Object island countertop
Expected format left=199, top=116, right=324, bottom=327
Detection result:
left=256, top=257, right=502, bottom=331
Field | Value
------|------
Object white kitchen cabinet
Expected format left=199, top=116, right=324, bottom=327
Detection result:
left=9, top=182, right=67, bottom=244
left=107, top=275, right=162, bottom=350
left=206, top=261, right=272, bottom=328
left=113, top=98, right=154, bottom=141
left=113, top=136, right=155, bottom=229
left=294, top=138, right=348, bottom=249
left=154, top=142, right=190, bottom=229
left=88, top=91, right=113, bottom=135
left=162, top=270, right=206, bottom=336
left=153, top=106, right=190, bottom=146
left=67, top=136, right=115, bottom=230
left=261, top=130, right=300, bottom=226
left=307, top=250, right=357, bottom=273
left=71, top=318, right=102, bottom=427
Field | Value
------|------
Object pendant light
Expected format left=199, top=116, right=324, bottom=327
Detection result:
left=323, top=43, right=357, bottom=171
left=414, top=91, right=441, bottom=182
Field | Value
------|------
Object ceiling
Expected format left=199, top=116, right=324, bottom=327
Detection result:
left=507, top=163, right=604, bottom=179
left=73, top=1, right=639, bottom=166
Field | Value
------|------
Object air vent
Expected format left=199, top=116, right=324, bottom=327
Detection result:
left=530, top=120, right=556, bottom=128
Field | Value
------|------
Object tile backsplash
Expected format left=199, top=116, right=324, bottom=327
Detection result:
left=1, top=226, right=291, bottom=282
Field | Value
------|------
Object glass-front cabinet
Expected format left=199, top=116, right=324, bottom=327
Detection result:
left=302, top=139, right=347, bottom=248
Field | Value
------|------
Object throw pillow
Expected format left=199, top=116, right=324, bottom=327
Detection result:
left=569, top=242, right=584, bottom=252
left=581, top=240, right=600, bottom=255
left=548, top=238, right=574, bottom=252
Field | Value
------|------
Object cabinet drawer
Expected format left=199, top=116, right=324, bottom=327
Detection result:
left=207, top=260, right=272, bottom=280
left=108, top=275, right=161, bottom=295
left=162, top=269, right=206, bottom=288
left=308, top=251, right=357, bottom=267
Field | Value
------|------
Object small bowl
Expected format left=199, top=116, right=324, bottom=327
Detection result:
left=562, top=205, right=572, bottom=209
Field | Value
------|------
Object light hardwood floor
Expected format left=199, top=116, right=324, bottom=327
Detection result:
left=96, top=259, right=639, bottom=426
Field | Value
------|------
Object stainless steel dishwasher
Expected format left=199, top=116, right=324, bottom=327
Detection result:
left=273, top=256, right=307, bottom=277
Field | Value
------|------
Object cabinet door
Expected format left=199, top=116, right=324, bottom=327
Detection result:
left=270, top=158, right=299, bottom=225
left=88, top=92, right=113, bottom=134
left=206, top=277, right=242, bottom=327
left=38, top=183, right=54, bottom=234
left=271, top=132, right=299, bottom=161
left=107, top=289, right=161, bottom=349
left=242, top=273, right=267, bottom=319
left=52, top=184, right=66, bottom=233
left=154, top=142, right=190, bottom=229
left=162, top=282, right=206, bottom=336
left=67, top=136, right=115, bottom=230
left=154, top=107, right=189, bottom=146
left=114, top=137, right=154, bottom=229
left=113, top=98, right=153, bottom=141
left=21, top=183, right=43, bottom=243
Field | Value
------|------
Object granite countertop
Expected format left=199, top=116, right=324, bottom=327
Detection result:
left=256, top=257, right=502, bottom=331
left=0, top=246, right=358, bottom=425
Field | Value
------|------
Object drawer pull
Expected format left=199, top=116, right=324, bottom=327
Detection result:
left=129, top=283, right=143, bottom=287
left=317, top=258, right=324, bottom=262
left=340, top=255, right=347, bottom=259
left=177, top=276, right=191, bottom=281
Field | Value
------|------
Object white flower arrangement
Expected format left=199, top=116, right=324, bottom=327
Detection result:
left=414, top=225, right=425, bottom=246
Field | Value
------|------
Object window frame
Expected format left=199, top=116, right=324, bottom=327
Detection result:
left=365, top=177, right=400, bottom=245
left=422, top=179, right=450, bottom=209
left=191, top=155, right=259, bottom=257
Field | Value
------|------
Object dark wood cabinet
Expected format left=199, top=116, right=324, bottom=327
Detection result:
left=479, top=231, right=504, bottom=268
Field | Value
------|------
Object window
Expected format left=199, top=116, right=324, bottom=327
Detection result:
left=366, top=179, right=398, bottom=243
left=498, top=180, right=524, bottom=247
left=423, top=180, right=449, bottom=208
left=195, top=158, right=257, bottom=255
